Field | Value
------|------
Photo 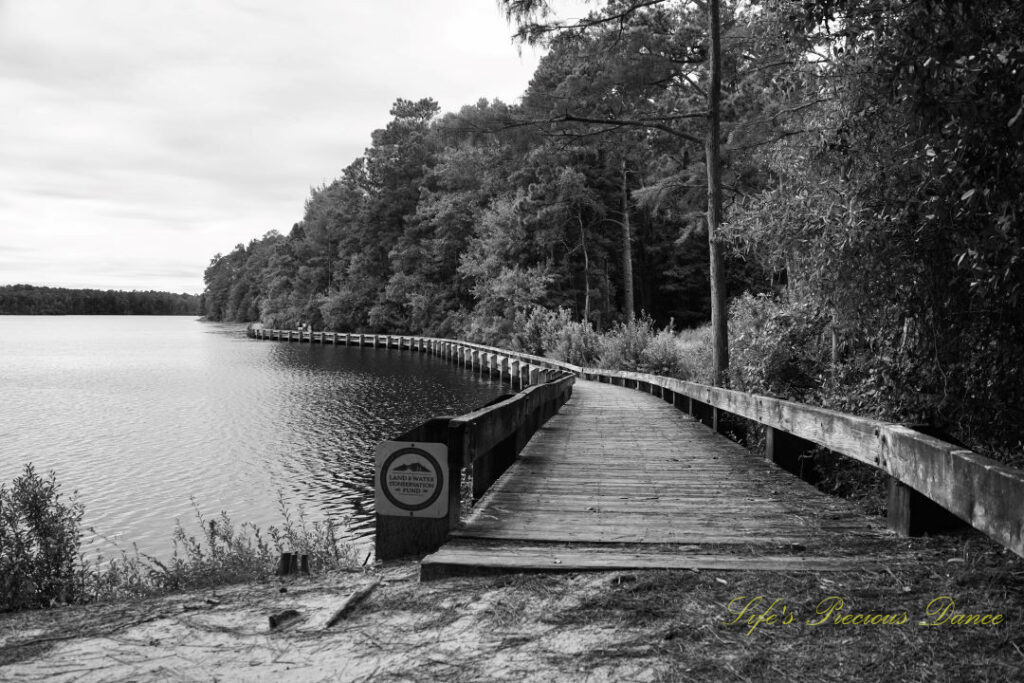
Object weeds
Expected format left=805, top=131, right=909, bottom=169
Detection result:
left=2, top=465, right=361, bottom=613
left=515, top=305, right=710, bottom=380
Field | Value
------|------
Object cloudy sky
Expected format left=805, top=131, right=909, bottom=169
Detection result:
left=1, top=0, right=584, bottom=294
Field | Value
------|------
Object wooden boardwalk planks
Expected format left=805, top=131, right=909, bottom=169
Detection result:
left=421, top=380, right=893, bottom=578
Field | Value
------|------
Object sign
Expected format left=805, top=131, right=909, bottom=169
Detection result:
left=374, top=441, right=448, bottom=518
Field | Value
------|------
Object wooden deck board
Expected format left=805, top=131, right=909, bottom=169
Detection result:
left=421, top=540, right=875, bottom=579
left=421, top=380, right=893, bottom=578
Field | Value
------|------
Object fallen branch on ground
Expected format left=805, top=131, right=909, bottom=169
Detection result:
left=325, top=580, right=381, bottom=629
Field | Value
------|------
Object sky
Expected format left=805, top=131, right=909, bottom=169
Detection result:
left=0, top=0, right=586, bottom=294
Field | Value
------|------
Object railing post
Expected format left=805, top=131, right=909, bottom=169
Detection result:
left=886, top=479, right=966, bottom=537
left=765, top=426, right=819, bottom=483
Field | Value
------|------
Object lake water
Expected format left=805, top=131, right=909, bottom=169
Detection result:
left=0, top=316, right=505, bottom=560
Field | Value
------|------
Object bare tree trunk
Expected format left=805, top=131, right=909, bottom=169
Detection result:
left=579, top=215, right=591, bottom=322
left=706, top=0, right=728, bottom=385
left=620, top=159, right=635, bottom=320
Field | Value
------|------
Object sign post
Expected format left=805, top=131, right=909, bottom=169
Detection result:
left=374, top=417, right=459, bottom=561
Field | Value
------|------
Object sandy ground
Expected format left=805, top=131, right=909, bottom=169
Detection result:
left=2, top=540, right=1023, bottom=682
left=0, top=564, right=665, bottom=682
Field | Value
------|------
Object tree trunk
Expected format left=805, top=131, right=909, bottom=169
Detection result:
left=620, top=159, right=635, bottom=320
left=705, top=0, right=728, bottom=385
left=579, top=215, right=591, bottom=322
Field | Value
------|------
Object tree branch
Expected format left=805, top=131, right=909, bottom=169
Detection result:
left=557, top=113, right=703, bottom=144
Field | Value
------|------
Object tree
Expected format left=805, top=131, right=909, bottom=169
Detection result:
left=498, top=0, right=731, bottom=381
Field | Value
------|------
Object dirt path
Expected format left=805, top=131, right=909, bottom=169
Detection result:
left=2, top=533, right=1023, bottom=682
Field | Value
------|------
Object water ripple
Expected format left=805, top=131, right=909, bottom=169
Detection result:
left=0, top=317, right=504, bottom=559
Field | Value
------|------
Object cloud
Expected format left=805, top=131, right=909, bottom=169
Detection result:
left=0, top=0, right=579, bottom=294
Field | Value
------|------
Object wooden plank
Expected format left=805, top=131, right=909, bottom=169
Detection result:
left=421, top=544, right=874, bottom=580
left=582, top=369, right=1024, bottom=557
left=429, top=380, right=892, bottom=572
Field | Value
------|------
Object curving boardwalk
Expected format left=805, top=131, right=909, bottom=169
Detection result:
left=421, top=379, right=892, bottom=578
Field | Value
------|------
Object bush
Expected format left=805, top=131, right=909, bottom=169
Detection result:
left=509, top=306, right=601, bottom=365
left=1, top=465, right=362, bottom=611
left=542, top=308, right=601, bottom=366
left=728, top=293, right=829, bottom=397
left=0, top=464, right=86, bottom=611
left=510, top=305, right=705, bottom=379
left=510, top=306, right=553, bottom=356
left=595, top=313, right=695, bottom=378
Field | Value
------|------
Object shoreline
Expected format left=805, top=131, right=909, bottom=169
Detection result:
left=3, top=528, right=1022, bottom=681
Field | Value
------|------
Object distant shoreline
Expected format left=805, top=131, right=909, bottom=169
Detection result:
left=0, top=284, right=200, bottom=316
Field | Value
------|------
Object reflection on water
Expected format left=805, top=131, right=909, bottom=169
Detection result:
left=0, top=317, right=504, bottom=558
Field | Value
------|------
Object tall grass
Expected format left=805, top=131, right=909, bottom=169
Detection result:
left=90, top=497, right=362, bottom=601
left=518, top=306, right=712, bottom=382
left=2, top=464, right=362, bottom=612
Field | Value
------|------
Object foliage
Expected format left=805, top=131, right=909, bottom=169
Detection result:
left=723, top=0, right=1024, bottom=456
left=201, top=1, right=1024, bottom=456
left=728, top=293, right=829, bottom=397
left=539, top=307, right=602, bottom=366
left=0, top=285, right=199, bottom=316
left=1, top=465, right=361, bottom=612
left=595, top=313, right=694, bottom=378
left=0, top=465, right=86, bottom=611
left=107, top=498, right=360, bottom=596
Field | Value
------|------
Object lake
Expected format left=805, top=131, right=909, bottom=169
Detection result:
left=0, top=316, right=505, bottom=560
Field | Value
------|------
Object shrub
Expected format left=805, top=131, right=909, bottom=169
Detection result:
left=510, top=305, right=553, bottom=355
left=728, top=293, right=829, bottom=397
left=675, top=325, right=713, bottom=384
left=596, top=312, right=696, bottom=378
left=596, top=314, right=655, bottom=370
left=510, top=306, right=706, bottom=379
left=643, top=326, right=698, bottom=378
left=1, top=465, right=363, bottom=611
left=0, top=464, right=86, bottom=611
left=537, top=307, right=600, bottom=366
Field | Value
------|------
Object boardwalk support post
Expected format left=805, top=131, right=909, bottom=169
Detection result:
left=886, top=425, right=969, bottom=537
left=765, top=426, right=818, bottom=483
left=690, top=399, right=715, bottom=430
left=886, top=479, right=967, bottom=537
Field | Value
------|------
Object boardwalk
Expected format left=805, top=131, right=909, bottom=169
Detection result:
left=422, top=380, right=891, bottom=577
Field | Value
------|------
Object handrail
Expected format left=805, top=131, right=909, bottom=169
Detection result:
left=372, top=370, right=574, bottom=559
left=452, top=373, right=575, bottom=467
left=252, top=328, right=1024, bottom=558
left=581, top=366, right=1024, bottom=558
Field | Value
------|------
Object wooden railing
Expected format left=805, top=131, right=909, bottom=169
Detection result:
left=252, top=329, right=1024, bottom=559
left=374, top=374, right=574, bottom=560
left=250, top=328, right=579, bottom=387
left=580, top=367, right=1024, bottom=559
left=252, top=328, right=578, bottom=559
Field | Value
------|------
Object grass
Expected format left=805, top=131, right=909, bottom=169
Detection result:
left=454, top=531, right=1024, bottom=682
left=79, top=496, right=362, bottom=605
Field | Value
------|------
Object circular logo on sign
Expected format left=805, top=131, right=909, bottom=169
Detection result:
left=380, top=447, right=444, bottom=512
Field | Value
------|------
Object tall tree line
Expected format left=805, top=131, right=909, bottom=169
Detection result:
left=0, top=285, right=200, bottom=316
left=204, top=1, right=1023, bottom=454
